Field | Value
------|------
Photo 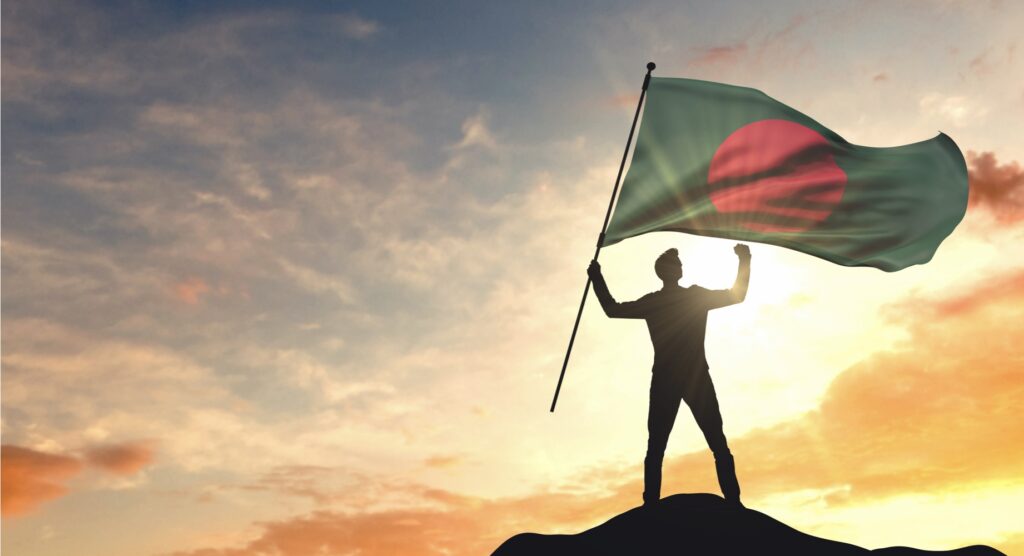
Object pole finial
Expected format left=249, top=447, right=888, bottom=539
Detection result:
left=646, top=62, right=656, bottom=72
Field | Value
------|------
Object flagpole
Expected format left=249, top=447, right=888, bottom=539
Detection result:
left=550, top=62, right=656, bottom=413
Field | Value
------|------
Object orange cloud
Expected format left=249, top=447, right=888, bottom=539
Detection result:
left=2, top=441, right=158, bottom=517
left=687, top=16, right=805, bottom=70
left=968, top=45, right=1016, bottom=78
left=920, top=270, right=1024, bottom=318
left=174, top=276, right=210, bottom=305
left=996, top=533, right=1024, bottom=556
left=423, top=454, right=462, bottom=469
left=168, top=483, right=634, bottom=556
left=966, top=151, right=1024, bottom=223
left=85, top=441, right=156, bottom=476
left=688, top=44, right=748, bottom=67
left=1, top=445, right=83, bottom=517
left=240, top=465, right=339, bottom=505
left=608, top=93, right=638, bottom=108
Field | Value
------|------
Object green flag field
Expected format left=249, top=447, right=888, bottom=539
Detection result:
left=603, top=77, right=969, bottom=272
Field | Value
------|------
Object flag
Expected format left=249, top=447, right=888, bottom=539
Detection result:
left=602, top=77, right=968, bottom=271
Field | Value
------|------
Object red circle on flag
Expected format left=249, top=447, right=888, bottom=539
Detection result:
left=707, top=119, right=847, bottom=232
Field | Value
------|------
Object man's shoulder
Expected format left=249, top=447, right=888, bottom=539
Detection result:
left=637, top=291, right=660, bottom=302
left=650, top=286, right=708, bottom=303
left=682, top=285, right=717, bottom=297
left=681, top=285, right=727, bottom=305
left=648, top=286, right=720, bottom=301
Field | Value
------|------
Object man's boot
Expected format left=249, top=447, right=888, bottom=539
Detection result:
left=642, top=451, right=663, bottom=506
left=715, top=452, right=743, bottom=507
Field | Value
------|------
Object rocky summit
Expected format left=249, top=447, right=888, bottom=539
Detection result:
left=492, top=493, right=1004, bottom=556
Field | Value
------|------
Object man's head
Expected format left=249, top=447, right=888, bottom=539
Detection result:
left=654, top=248, right=682, bottom=284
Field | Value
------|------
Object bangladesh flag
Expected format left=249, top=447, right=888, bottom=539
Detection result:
left=602, top=77, right=968, bottom=271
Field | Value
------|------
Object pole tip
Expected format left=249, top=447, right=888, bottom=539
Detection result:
left=646, top=62, right=656, bottom=72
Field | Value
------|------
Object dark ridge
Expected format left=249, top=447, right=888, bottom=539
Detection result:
left=492, top=493, right=1003, bottom=556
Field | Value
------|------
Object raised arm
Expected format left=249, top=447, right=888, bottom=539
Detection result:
left=587, top=260, right=649, bottom=319
left=705, top=244, right=752, bottom=309
left=730, top=243, right=752, bottom=302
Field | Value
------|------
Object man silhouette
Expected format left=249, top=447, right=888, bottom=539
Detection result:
left=587, top=244, right=751, bottom=507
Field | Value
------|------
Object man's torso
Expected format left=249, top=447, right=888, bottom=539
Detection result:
left=641, top=286, right=718, bottom=372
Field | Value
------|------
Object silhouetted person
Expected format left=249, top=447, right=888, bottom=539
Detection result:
left=587, top=244, right=751, bottom=507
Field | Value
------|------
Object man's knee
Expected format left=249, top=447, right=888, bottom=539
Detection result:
left=647, top=417, right=674, bottom=456
left=707, top=431, right=731, bottom=459
left=690, top=401, right=729, bottom=455
left=646, top=437, right=668, bottom=459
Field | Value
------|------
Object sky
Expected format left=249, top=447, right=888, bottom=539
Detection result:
left=2, top=0, right=1023, bottom=554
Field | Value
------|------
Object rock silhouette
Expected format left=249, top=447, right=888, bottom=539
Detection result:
left=492, top=494, right=1003, bottom=556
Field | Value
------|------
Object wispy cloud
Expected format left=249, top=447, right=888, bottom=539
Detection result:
left=423, top=454, right=463, bottom=469
left=335, top=13, right=380, bottom=40
left=85, top=441, right=157, bottom=476
left=688, top=44, right=749, bottom=68
left=174, top=277, right=211, bottom=305
left=967, top=44, right=1017, bottom=77
left=452, top=111, right=498, bottom=152
left=607, top=93, right=639, bottom=109
left=919, top=93, right=990, bottom=128
left=685, top=15, right=809, bottom=73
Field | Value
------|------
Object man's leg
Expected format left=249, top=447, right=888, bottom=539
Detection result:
left=684, top=370, right=741, bottom=504
left=644, top=371, right=683, bottom=505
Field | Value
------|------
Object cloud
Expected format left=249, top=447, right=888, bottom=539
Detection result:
left=0, top=319, right=230, bottom=421
left=165, top=479, right=626, bottom=556
left=1, top=445, right=83, bottom=517
left=2, top=441, right=156, bottom=517
left=995, top=533, right=1024, bottom=556
left=166, top=505, right=497, bottom=556
left=0, top=318, right=256, bottom=474
left=85, top=441, right=156, bottom=476
left=3, top=6, right=382, bottom=104
left=423, top=454, right=463, bottom=469
left=919, top=93, right=990, bottom=127
left=916, top=269, right=1024, bottom=318
left=872, top=72, right=888, bottom=82
left=968, top=49, right=995, bottom=76
left=335, top=13, right=380, bottom=40
left=238, top=465, right=341, bottom=505
left=1, top=2, right=604, bottom=456
left=966, top=151, right=1024, bottom=223
left=967, top=44, right=1016, bottom=77
left=685, top=15, right=808, bottom=72
left=174, top=277, right=211, bottom=305
left=451, top=110, right=498, bottom=152
left=276, top=258, right=357, bottom=304
left=607, top=93, right=639, bottom=109
left=267, top=348, right=393, bottom=404
left=688, top=44, right=749, bottom=68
